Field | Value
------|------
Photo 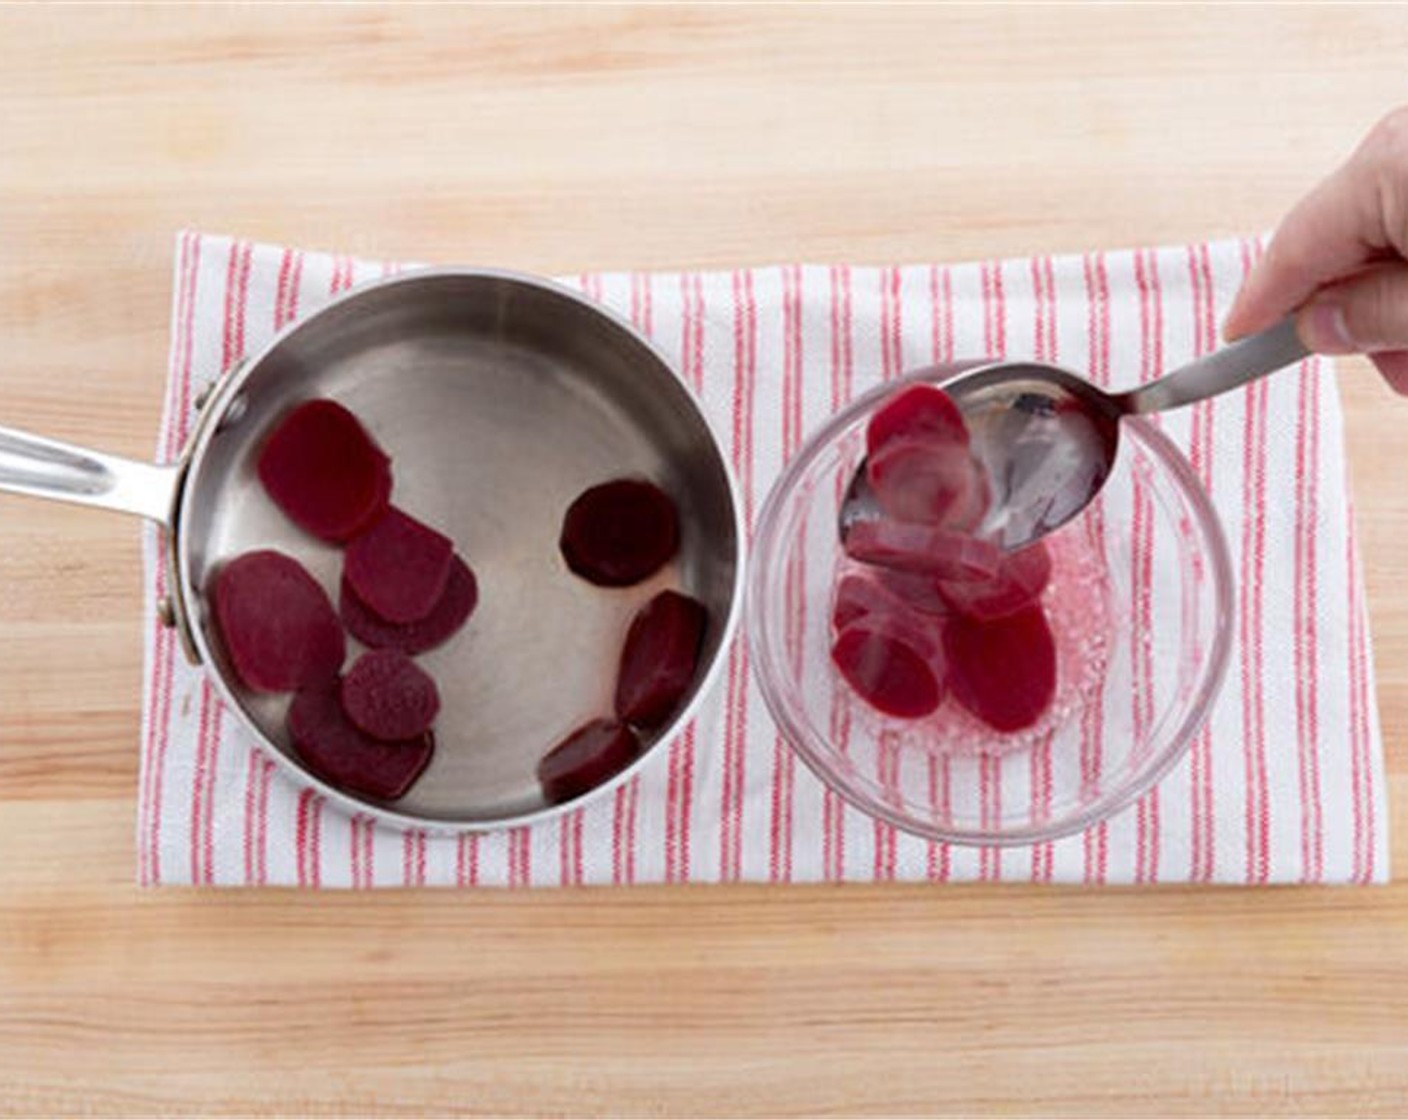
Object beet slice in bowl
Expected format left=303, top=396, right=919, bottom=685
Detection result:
left=344, top=506, right=455, bottom=624
left=831, top=571, right=934, bottom=632
left=257, top=399, right=392, bottom=542
left=287, top=680, right=434, bottom=802
left=843, top=519, right=1002, bottom=582
left=213, top=549, right=345, bottom=693
left=938, top=540, right=1052, bottom=621
left=943, top=604, right=1057, bottom=732
left=871, top=568, right=952, bottom=617
left=614, top=589, right=708, bottom=729
left=831, top=612, right=947, bottom=719
left=560, top=478, right=680, bottom=588
left=537, top=718, right=643, bottom=805
left=341, top=650, right=441, bottom=741
left=340, top=554, right=478, bottom=655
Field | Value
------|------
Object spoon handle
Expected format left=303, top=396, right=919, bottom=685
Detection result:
left=1117, top=317, right=1310, bottom=416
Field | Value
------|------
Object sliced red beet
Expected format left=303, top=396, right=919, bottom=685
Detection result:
left=287, top=680, right=434, bottom=801
left=873, top=568, right=951, bottom=616
left=614, top=589, right=708, bottom=729
left=560, top=478, right=680, bottom=587
left=867, top=437, right=990, bottom=528
left=844, top=519, right=1002, bottom=582
left=831, top=572, right=936, bottom=631
left=257, top=399, right=392, bottom=542
left=939, top=540, right=1052, bottom=620
left=344, top=506, right=454, bottom=624
left=341, top=650, right=441, bottom=741
left=340, top=554, right=478, bottom=655
left=833, top=574, right=889, bottom=631
left=213, top=550, right=345, bottom=693
left=866, top=384, right=969, bottom=456
left=943, top=604, right=1057, bottom=732
left=537, top=718, right=643, bottom=805
left=831, top=615, right=946, bottom=719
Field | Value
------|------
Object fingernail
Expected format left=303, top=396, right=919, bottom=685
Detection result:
left=1300, top=301, right=1354, bottom=353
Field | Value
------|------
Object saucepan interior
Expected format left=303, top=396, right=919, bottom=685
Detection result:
left=175, top=270, right=742, bottom=830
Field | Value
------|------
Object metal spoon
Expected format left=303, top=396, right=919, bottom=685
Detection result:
left=839, top=317, right=1309, bottom=552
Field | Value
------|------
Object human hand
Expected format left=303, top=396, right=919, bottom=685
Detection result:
left=1224, top=107, right=1408, bottom=392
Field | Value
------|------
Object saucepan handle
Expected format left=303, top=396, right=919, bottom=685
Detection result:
left=0, top=425, right=180, bottom=527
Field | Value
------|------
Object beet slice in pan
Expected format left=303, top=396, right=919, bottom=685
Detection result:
left=614, top=589, right=708, bottom=729
left=344, top=506, right=455, bottom=624
left=865, top=384, right=969, bottom=456
left=257, top=399, right=392, bottom=542
left=938, top=540, right=1052, bottom=621
left=340, top=650, right=441, bottom=741
left=866, top=437, right=990, bottom=529
left=537, top=718, right=643, bottom=805
left=943, top=604, right=1057, bottom=733
left=831, top=613, right=946, bottom=719
left=560, top=478, right=680, bottom=588
left=843, top=519, right=1002, bottom=582
left=340, top=554, right=479, bottom=655
left=287, top=680, right=434, bottom=802
left=213, top=550, right=345, bottom=693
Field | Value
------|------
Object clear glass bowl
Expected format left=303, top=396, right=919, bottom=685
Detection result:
left=747, top=370, right=1234, bottom=846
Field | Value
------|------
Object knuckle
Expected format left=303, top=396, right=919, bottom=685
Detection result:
left=1363, top=106, right=1408, bottom=168
left=1345, top=272, right=1408, bottom=348
left=1354, top=108, right=1408, bottom=253
left=1263, top=228, right=1317, bottom=288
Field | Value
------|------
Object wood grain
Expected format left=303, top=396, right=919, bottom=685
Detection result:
left=1, top=5, right=1406, bottom=1115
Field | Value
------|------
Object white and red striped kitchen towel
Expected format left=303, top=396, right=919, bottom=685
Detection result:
left=137, top=231, right=1389, bottom=886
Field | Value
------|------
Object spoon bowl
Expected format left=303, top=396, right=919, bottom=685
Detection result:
left=839, top=318, right=1308, bottom=552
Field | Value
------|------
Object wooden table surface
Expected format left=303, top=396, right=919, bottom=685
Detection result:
left=2, top=6, right=1408, bottom=1116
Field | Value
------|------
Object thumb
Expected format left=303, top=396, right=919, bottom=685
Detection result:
left=1296, top=263, right=1408, bottom=354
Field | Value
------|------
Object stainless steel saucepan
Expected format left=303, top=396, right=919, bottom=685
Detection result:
left=0, top=270, right=744, bottom=831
